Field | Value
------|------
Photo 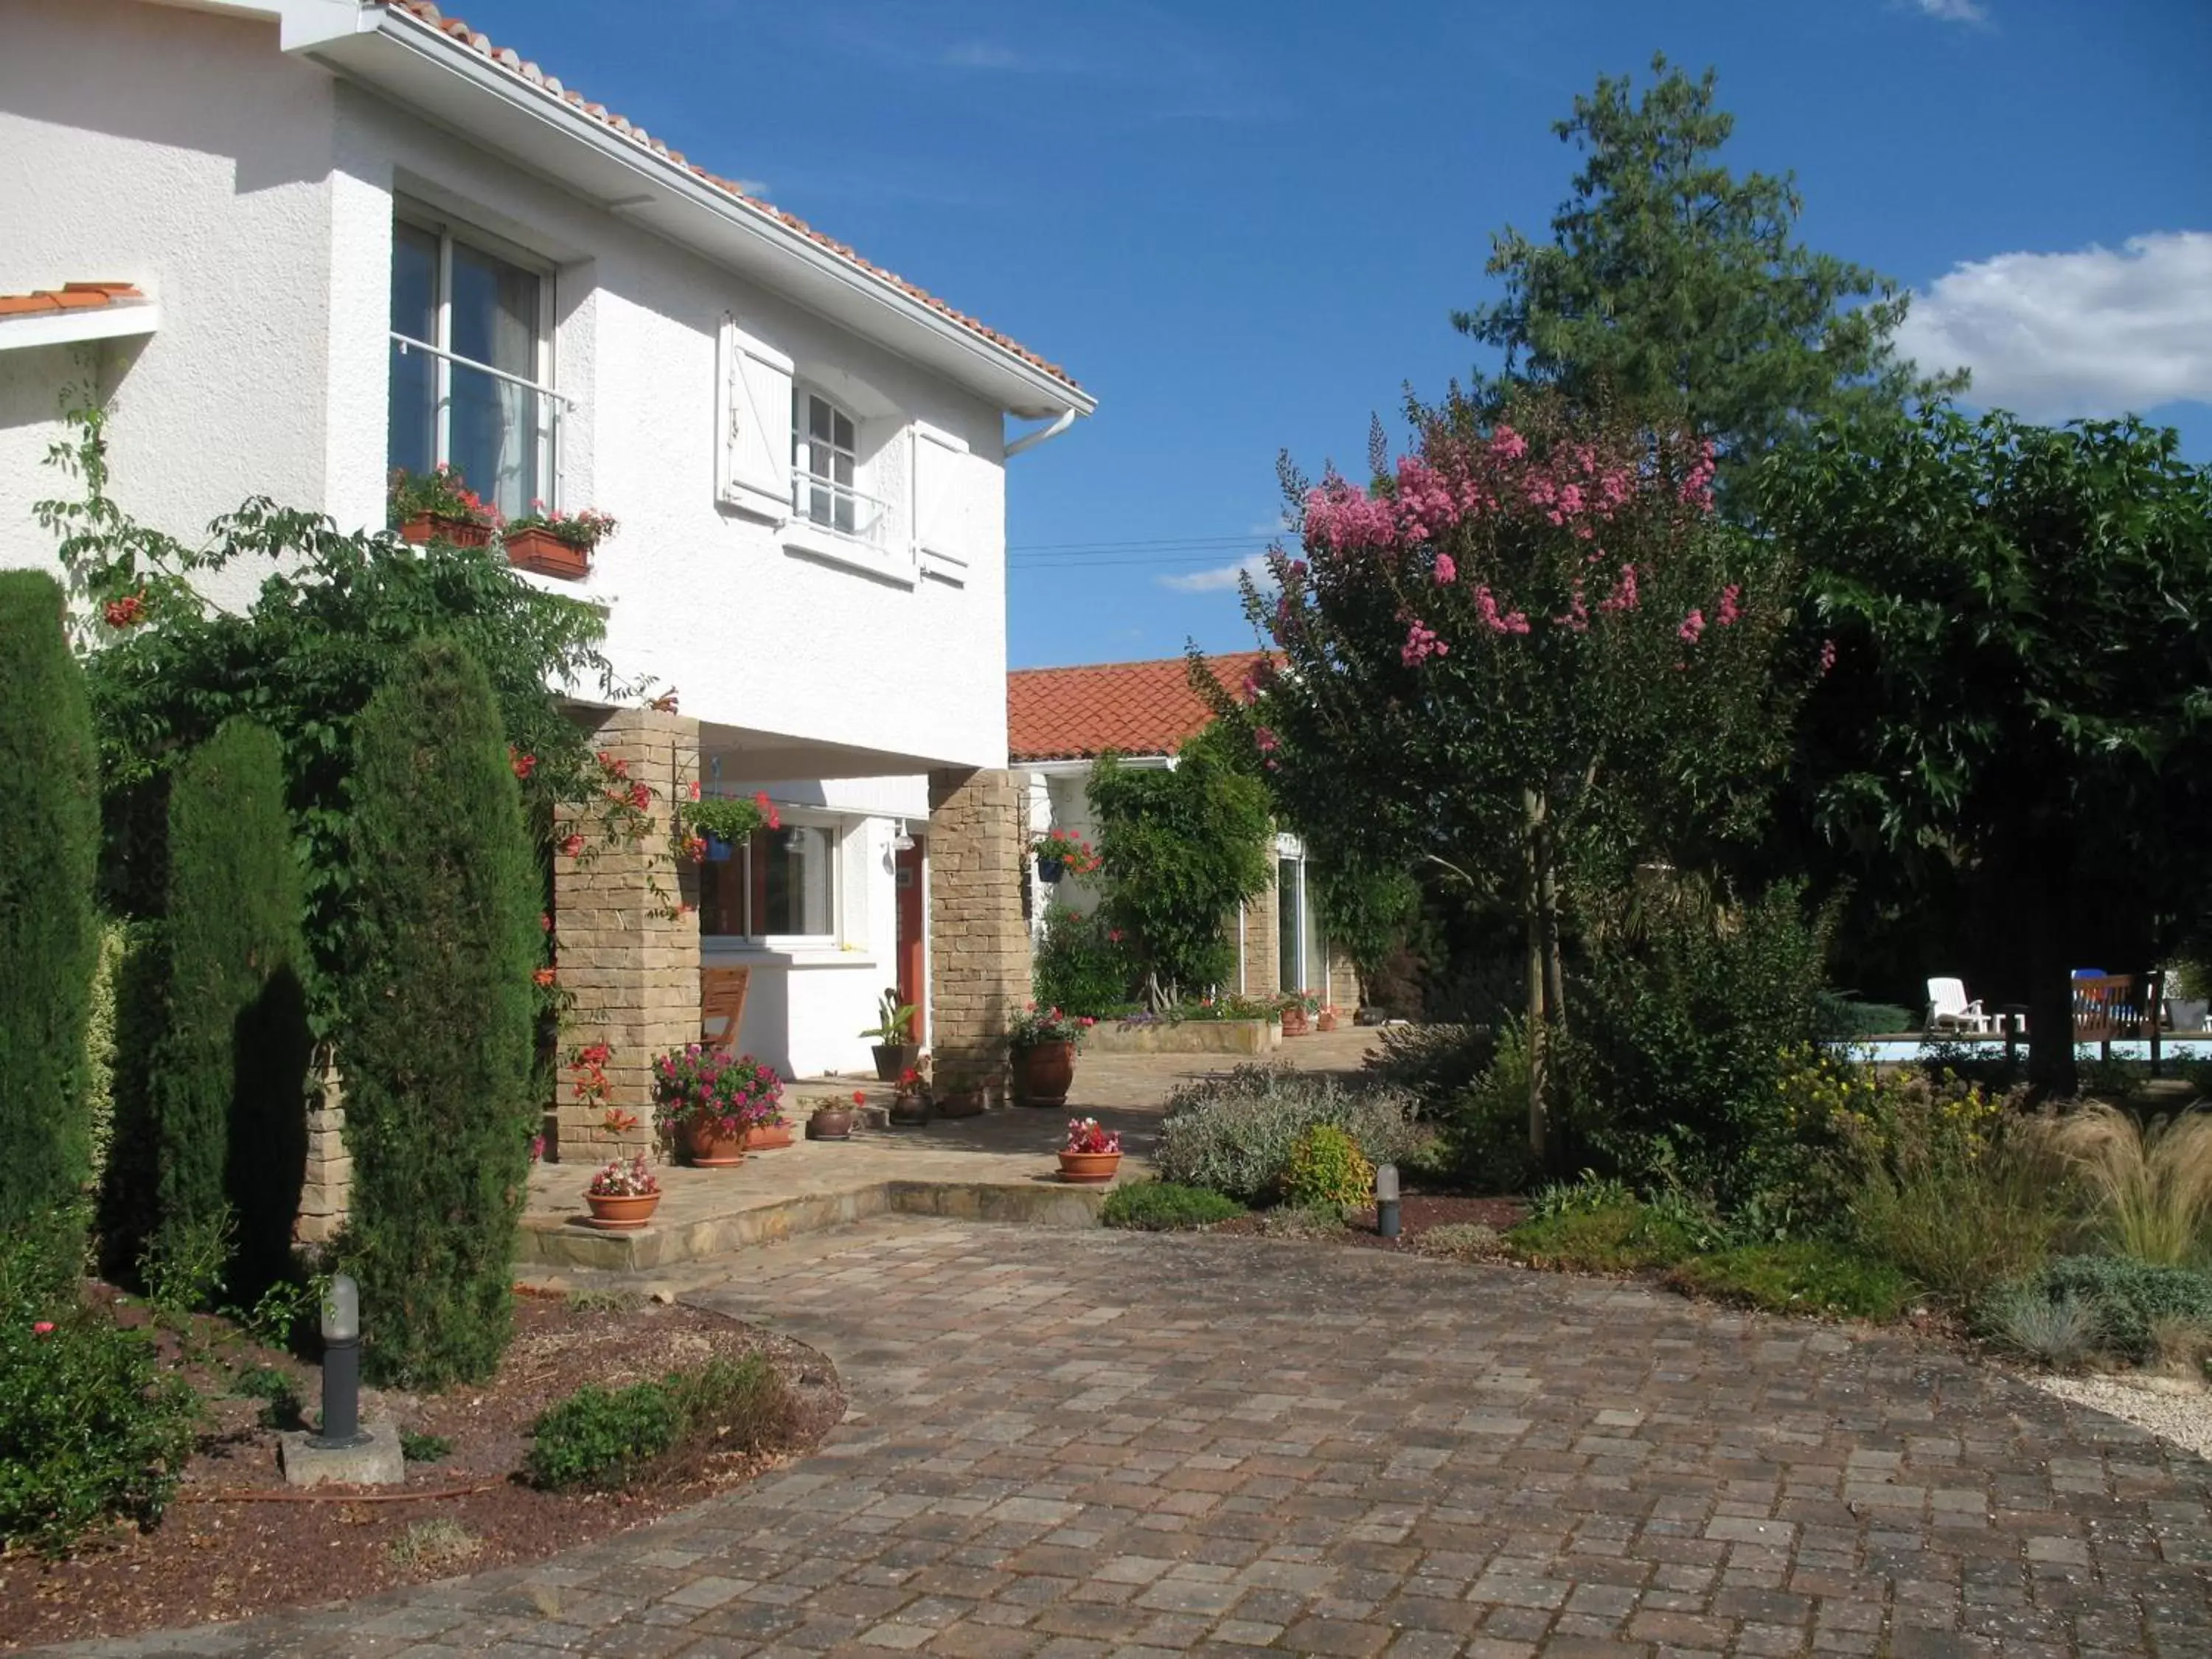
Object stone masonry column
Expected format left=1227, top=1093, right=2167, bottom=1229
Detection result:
left=928, top=767, right=1032, bottom=1100
left=1239, top=853, right=1282, bottom=1001
left=552, top=707, right=700, bottom=1162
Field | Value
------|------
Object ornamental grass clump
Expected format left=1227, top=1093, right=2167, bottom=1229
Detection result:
left=0, top=571, right=100, bottom=1231
left=1154, top=1064, right=1419, bottom=1205
left=341, top=639, right=540, bottom=1389
left=2047, top=1104, right=2212, bottom=1267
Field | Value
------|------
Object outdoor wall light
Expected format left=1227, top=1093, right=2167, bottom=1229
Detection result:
left=891, top=818, right=915, bottom=852
left=1375, top=1163, right=1402, bottom=1239
left=310, top=1273, right=369, bottom=1450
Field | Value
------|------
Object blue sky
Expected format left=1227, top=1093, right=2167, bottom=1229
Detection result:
left=452, top=0, right=2211, bottom=668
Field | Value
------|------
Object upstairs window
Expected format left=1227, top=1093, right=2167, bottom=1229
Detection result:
left=389, top=215, right=557, bottom=521
left=793, top=389, right=886, bottom=544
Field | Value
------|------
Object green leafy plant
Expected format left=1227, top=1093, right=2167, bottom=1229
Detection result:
left=1100, top=1181, right=1245, bottom=1231
left=341, top=639, right=540, bottom=1389
left=399, top=1429, right=452, bottom=1464
left=137, top=1211, right=232, bottom=1323
left=1364, top=1022, right=1500, bottom=1115
left=0, top=570, right=100, bottom=1231
left=1029, top=827, right=1100, bottom=877
left=0, top=1231, right=198, bottom=1556
left=151, top=719, right=312, bottom=1296
left=1032, top=902, right=1136, bottom=1017
left=860, top=989, right=917, bottom=1045
left=1008, top=1006, right=1094, bottom=1052
left=388, top=464, right=499, bottom=527
left=526, top=1354, right=788, bottom=1491
left=1283, top=1124, right=1375, bottom=1211
left=1442, top=1021, right=1540, bottom=1194
left=1154, top=1065, right=1420, bottom=1204
left=1666, top=1242, right=1912, bottom=1321
left=1505, top=1197, right=1697, bottom=1273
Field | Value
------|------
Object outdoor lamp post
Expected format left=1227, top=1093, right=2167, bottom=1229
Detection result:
left=310, top=1273, right=369, bottom=1450
left=1376, top=1163, right=1401, bottom=1239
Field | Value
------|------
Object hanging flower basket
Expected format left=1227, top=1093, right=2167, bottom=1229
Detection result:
left=1037, top=856, right=1066, bottom=883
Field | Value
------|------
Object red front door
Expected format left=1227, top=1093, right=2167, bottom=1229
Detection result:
left=895, top=835, right=926, bottom=1047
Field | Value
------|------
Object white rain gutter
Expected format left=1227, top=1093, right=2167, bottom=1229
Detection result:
left=1004, top=407, right=1078, bottom=459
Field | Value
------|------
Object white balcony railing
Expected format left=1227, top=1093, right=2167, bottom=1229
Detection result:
left=789, top=462, right=890, bottom=548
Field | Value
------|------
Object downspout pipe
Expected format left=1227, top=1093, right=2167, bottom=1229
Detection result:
left=1005, top=406, right=1077, bottom=459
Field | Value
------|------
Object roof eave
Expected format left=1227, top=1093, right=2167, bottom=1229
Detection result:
left=293, top=5, right=1094, bottom=421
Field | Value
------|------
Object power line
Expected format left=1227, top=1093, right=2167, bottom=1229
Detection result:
left=1007, top=532, right=1288, bottom=553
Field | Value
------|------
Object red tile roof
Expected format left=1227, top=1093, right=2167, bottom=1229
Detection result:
left=0, top=282, right=146, bottom=319
left=378, top=4, right=1082, bottom=397
left=1009, top=653, right=1270, bottom=762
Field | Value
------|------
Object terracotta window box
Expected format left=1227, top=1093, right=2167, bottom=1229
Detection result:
left=397, top=512, right=495, bottom=550
left=504, top=526, right=591, bottom=580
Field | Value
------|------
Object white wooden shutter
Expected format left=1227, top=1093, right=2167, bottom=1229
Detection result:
left=911, top=422, right=974, bottom=583
left=716, top=316, right=793, bottom=522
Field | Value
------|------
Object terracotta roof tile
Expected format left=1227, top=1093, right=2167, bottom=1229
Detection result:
left=0, top=282, right=147, bottom=320
left=378, top=3, right=1082, bottom=397
left=1008, top=653, right=1269, bottom=763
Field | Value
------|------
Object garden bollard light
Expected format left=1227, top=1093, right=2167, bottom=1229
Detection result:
left=1376, top=1163, right=1401, bottom=1239
left=310, top=1273, right=369, bottom=1450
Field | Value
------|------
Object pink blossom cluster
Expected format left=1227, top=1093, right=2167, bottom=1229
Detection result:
left=1677, top=439, right=1719, bottom=513
left=1597, top=564, right=1641, bottom=615
left=1474, top=585, right=1531, bottom=635
left=1401, top=619, right=1448, bottom=667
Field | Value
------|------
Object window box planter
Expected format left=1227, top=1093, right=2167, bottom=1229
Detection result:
left=397, top=512, right=495, bottom=549
left=504, top=524, right=590, bottom=579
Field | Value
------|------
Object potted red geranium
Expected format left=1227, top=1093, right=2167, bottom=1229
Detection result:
left=502, top=501, right=617, bottom=580
left=1008, top=1005, right=1093, bottom=1109
left=653, top=1043, right=783, bottom=1166
left=1030, top=828, right=1101, bottom=885
left=582, top=1155, right=660, bottom=1229
left=1057, top=1117, right=1121, bottom=1184
left=389, top=464, right=499, bottom=548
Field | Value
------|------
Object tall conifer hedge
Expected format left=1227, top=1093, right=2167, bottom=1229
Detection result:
left=153, top=719, right=311, bottom=1290
left=343, top=638, right=538, bottom=1387
left=0, top=571, right=99, bottom=1228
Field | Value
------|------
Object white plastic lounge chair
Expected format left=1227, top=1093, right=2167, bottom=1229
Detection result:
left=1927, top=977, right=1994, bottom=1034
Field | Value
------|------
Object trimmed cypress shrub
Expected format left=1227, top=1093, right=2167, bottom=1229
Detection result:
left=343, top=638, right=538, bottom=1388
left=151, top=720, right=311, bottom=1293
left=0, top=571, right=100, bottom=1228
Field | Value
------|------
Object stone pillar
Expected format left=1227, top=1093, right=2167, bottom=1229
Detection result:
left=928, top=767, right=1032, bottom=1098
left=1239, top=856, right=1282, bottom=1000
left=552, top=707, right=700, bottom=1162
left=293, top=1061, right=349, bottom=1250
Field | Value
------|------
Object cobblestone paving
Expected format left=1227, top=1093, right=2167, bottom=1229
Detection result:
left=66, top=1220, right=2212, bottom=1658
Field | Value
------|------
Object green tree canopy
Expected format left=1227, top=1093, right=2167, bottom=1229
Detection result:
left=1455, top=55, right=1960, bottom=468
left=1756, top=405, right=2212, bottom=1095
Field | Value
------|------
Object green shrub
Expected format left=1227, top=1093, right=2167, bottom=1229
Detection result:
left=1441, top=1020, right=1539, bottom=1194
left=1815, top=993, right=1916, bottom=1037
left=93, top=919, right=164, bottom=1279
left=153, top=720, right=311, bottom=1295
left=1363, top=1021, right=1498, bottom=1113
left=0, top=1228, right=198, bottom=1555
left=1992, top=1256, right=2212, bottom=1365
left=1979, top=1285, right=2098, bottom=1367
left=1563, top=881, right=1831, bottom=1205
left=1666, top=1242, right=1912, bottom=1321
left=526, top=1354, right=787, bottom=1490
left=399, top=1429, right=452, bottom=1464
left=1032, top=902, right=1136, bottom=1017
left=342, top=639, right=540, bottom=1389
left=1284, top=1124, right=1374, bottom=1210
left=1100, top=1181, right=1244, bottom=1231
left=0, top=571, right=100, bottom=1231
left=1154, top=1064, right=1420, bottom=1203
left=1505, top=1199, right=1698, bottom=1273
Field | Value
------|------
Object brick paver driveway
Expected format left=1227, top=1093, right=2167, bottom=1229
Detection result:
left=70, top=1220, right=2212, bottom=1658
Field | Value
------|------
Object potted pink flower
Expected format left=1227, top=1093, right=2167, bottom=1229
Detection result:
left=389, top=464, right=500, bottom=548
left=583, top=1155, right=660, bottom=1228
left=653, top=1043, right=784, bottom=1167
left=1008, top=1005, right=1095, bottom=1109
left=1057, top=1118, right=1121, bottom=1184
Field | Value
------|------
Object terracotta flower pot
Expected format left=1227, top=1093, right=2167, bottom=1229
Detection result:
left=742, top=1121, right=793, bottom=1152
left=398, top=511, right=495, bottom=549
left=583, top=1189, right=660, bottom=1229
left=807, top=1107, right=855, bottom=1141
left=1014, top=1040, right=1076, bottom=1108
left=504, top=524, right=590, bottom=579
left=1280, top=1008, right=1310, bottom=1037
left=888, top=1092, right=930, bottom=1127
left=933, top=1090, right=985, bottom=1119
left=679, top=1117, right=746, bottom=1167
left=1057, top=1150, right=1121, bottom=1185
left=1316, top=1011, right=1338, bottom=1033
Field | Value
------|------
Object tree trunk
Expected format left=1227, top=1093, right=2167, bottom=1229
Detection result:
left=2022, top=851, right=2079, bottom=1099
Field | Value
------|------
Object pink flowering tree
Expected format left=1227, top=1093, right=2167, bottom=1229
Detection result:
left=1215, top=392, right=1797, bottom=1157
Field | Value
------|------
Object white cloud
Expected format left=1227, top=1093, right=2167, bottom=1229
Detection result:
left=1158, top=553, right=1276, bottom=594
left=1896, top=232, right=2212, bottom=419
left=1911, top=0, right=1989, bottom=23
left=939, top=39, right=1029, bottom=71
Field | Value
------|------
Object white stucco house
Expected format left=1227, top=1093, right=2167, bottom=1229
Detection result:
left=0, top=0, right=1090, bottom=1141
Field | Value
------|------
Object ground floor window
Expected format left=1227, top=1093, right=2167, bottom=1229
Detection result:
left=699, top=824, right=835, bottom=942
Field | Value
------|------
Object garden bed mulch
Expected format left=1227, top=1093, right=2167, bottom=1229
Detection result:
left=0, top=1290, right=844, bottom=1652
left=1210, top=1193, right=1528, bottom=1249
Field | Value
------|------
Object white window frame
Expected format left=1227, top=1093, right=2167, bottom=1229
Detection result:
left=699, top=812, right=842, bottom=950
left=389, top=209, right=567, bottom=509
left=782, top=383, right=914, bottom=586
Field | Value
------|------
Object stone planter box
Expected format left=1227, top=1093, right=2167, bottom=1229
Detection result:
left=1085, top=1019, right=1279, bottom=1057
